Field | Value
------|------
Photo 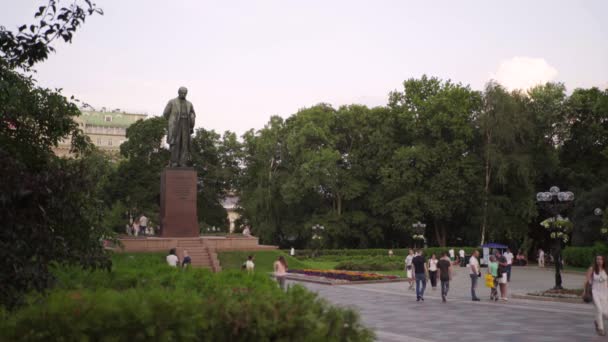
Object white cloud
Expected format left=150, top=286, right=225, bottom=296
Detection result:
left=491, top=57, right=558, bottom=91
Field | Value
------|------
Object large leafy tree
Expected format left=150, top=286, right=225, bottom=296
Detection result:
left=383, top=76, right=482, bottom=246
left=477, top=82, right=538, bottom=244
left=0, top=0, right=106, bottom=308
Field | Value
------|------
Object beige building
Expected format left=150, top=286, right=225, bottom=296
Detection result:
left=54, top=110, right=147, bottom=157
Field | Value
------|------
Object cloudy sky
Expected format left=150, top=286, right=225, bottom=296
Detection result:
left=2, top=0, right=607, bottom=135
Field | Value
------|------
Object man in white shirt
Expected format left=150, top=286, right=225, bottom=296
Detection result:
left=449, top=248, right=455, bottom=262
left=459, top=249, right=466, bottom=267
left=139, top=214, right=148, bottom=236
left=469, top=250, right=481, bottom=301
left=504, top=248, right=514, bottom=282
left=166, top=248, right=179, bottom=267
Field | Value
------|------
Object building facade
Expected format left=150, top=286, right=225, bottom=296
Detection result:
left=54, top=111, right=147, bottom=157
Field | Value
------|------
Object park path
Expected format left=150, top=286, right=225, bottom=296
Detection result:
left=291, top=266, right=601, bottom=342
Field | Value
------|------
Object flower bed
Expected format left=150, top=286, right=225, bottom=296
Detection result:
left=288, top=269, right=399, bottom=282
left=527, top=288, right=583, bottom=299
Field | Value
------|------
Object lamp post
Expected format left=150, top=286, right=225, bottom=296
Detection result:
left=596, top=208, right=607, bottom=236
left=311, top=224, right=325, bottom=257
left=412, top=221, right=427, bottom=249
left=536, top=186, right=574, bottom=290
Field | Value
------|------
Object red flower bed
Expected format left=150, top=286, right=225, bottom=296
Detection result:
left=288, top=269, right=399, bottom=281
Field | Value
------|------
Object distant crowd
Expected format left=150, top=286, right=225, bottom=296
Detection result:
left=125, top=214, right=155, bottom=236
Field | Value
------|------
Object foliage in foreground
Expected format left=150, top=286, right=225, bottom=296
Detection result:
left=0, top=253, right=374, bottom=342
left=0, top=0, right=109, bottom=308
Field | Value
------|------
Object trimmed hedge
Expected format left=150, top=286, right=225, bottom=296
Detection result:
left=563, top=243, right=608, bottom=268
left=0, top=253, right=374, bottom=341
left=292, top=247, right=478, bottom=259
left=334, top=256, right=404, bottom=271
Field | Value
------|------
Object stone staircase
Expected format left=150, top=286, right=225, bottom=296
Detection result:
left=176, top=238, right=221, bottom=272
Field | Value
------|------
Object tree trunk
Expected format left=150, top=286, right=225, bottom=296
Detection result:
left=336, top=193, right=342, bottom=216
left=480, top=130, right=492, bottom=246
left=434, top=220, right=447, bottom=247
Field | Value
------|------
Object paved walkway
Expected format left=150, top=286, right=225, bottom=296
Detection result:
left=290, top=266, right=602, bottom=342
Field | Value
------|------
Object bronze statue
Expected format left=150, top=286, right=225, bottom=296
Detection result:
left=163, top=87, right=195, bottom=167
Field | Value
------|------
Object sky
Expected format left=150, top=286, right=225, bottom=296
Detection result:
left=2, top=0, right=607, bottom=135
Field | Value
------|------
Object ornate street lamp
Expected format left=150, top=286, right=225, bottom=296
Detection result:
left=536, top=186, right=574, bottom=290
left=596, top=208, right=607, bottom=237
left=412, top=221, right=427, bottom=248
left=311, top=224, right=325, bottom=257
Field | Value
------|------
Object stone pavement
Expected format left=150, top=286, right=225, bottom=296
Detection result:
left=290, top=266, right=604, bottom=342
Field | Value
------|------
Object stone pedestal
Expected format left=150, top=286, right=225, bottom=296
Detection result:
left=160, top=167, right=199, bottom=237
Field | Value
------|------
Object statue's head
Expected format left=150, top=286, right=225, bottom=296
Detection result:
left=178, top=87, right=188, bottom=99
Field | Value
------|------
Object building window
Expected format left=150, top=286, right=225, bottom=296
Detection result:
left=104, top=115, right=112, bottom=122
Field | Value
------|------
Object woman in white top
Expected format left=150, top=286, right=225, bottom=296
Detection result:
left=405, top=249, right=414, bottom=290
left=274, top=256, right=288, bottom=290
left=428, top=253, right=438, bottom=290
left=587, top=255, right=608, bottom=336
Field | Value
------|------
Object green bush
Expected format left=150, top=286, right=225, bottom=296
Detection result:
left=0, top=253, right=374, bottom=341
left=1, top=286, right=373, bottom=342
left=563, top=243, right=608, bottom=268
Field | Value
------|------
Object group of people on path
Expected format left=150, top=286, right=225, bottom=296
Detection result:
left=405, top=250, right=453, bottom=302
left=405, top=248, right=512, bottom=303
left=126, top=214, right=155, bottom=236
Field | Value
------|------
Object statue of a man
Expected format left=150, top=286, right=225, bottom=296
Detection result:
left=163, top=87, right=196, bottom=167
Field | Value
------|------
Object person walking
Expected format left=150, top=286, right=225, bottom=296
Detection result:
left=504, top=248, right=514, bottom=282
left=428, top=253, right=438, bottom=290
left=412, top=250, right=427, bottom=301
left=487, top=255, right=499, bottom=301
left=449, top=248, right=455, bottom=262
left=437, top=252, right=452, bottom=302
left=587, top=255, right=608, bottom=336
left=405, top=249, right=415, bottom=290
left=459, top=248, right=466, bottom=267
left=538, top=248, right=545, bottom=268
left=469, top=250, right=481, bottom=301
left=274, top=255, right=288, bottom=290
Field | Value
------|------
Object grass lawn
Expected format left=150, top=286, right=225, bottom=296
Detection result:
left=218, top=251, right=406, bottom=277
left=218, top=250, right=308, bottom=273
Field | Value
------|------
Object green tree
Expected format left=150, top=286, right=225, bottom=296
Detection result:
left=383, top=76, right=482, bottom=246
left=0, top=0, right=106, bottom=307
left=477, top=82, right=538, bottom=244
left=190, top=128, right=229, bottom=230
left=105, top=117, right=169, bottom=223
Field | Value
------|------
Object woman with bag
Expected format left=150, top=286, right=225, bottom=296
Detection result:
left=587, top=255, right=608, bottom=336
left=487, top=255, right=499, bottom=301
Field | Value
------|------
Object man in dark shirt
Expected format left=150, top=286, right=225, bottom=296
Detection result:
left=437, top=252, right=452, bottom=302
left=412, top=250, right=427, bottom=301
